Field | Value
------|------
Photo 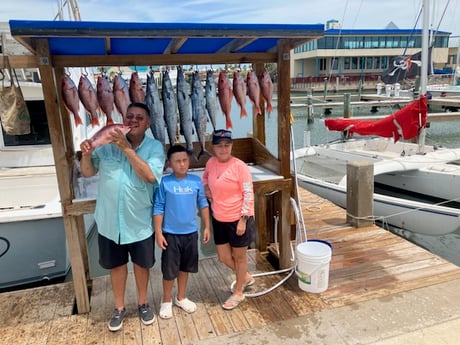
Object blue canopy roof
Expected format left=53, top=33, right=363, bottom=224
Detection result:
left=8, top=20, right=324, bottom=67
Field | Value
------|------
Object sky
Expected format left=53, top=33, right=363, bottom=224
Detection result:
left=0, top=0, right=459, bottom=37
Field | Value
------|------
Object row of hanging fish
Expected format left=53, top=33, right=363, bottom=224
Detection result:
left=217, top=69, right=274, bottom=130
left=61, top=71, right=144, bottom=128
left=61, top=67, right=274, bottom=159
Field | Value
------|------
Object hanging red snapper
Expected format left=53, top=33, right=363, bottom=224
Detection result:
left=129, top=71, right=145, bottom=103
left=233, top=70, right=248, bottom=118
left=61, top=74, right=83, bottom=126
left=217, top=72, right=233, bottom=129
left=96, top=76, right=115, bottom=125
left=246, top=71, right=262, bottom=116
left=89, top=124, right=131, bottom=148
left=78, top=74, right=100, bottom=127
left=259, top=70, right=274, bottom=113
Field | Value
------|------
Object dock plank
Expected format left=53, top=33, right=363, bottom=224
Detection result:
left=2, top=185, right=460, bottom=344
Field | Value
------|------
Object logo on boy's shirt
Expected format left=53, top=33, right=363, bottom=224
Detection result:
left=174, top=185, right=193, bottom=194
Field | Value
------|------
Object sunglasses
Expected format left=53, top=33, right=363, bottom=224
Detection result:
left=125, top=114, right=147, bottom=121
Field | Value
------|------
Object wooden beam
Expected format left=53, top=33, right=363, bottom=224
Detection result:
left=276, top=39, right=293, bottom=269
left=36, top=39, right=91, bottom=314
left=104, top=37, right=111, bottom=54
left=277, top=39, right=291, bottom=178
left=217, top=38, right=257, bottom=53
left=0, top=55, right=38, bottom=68
left=51, top=52, right=278, bottom=68
left=164, top=37, right=187, bottom=54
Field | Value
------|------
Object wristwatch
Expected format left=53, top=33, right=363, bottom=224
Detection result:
left=241, top=215, right=249, bottom=221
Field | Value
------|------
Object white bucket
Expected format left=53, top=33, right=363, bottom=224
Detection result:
left=296, top=240, right=332, bottom=293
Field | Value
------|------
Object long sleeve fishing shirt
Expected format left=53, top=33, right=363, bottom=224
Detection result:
left=91, top=137, right=165, bottom=244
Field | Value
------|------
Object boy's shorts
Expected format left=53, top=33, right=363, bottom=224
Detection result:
left=98, top=233, right=155, bottom=269
left=212, top=216, right=255, bottom=248
left=161, top=232, right=198, bottom=280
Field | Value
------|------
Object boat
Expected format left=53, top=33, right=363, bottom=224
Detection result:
left=294, top=137, right=460, bottom=236
left=293, top=0, right=460, bottom=236
left=0, top=1, right=98, bottom=290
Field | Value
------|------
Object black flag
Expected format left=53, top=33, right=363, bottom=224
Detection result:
left=382, top=49, right=431, bottom=84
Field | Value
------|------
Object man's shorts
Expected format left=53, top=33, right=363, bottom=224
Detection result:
left=98, top=233, right=155, bottom=269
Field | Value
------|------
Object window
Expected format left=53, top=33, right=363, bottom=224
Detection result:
left=366, top=57, right=373, bottom=69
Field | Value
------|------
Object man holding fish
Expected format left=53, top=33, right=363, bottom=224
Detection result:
left=79, top=102, right=165, bottom=332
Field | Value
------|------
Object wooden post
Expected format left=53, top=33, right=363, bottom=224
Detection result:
left=36, top=39, right=90, bottom=313
left=346, top=161, right=374, bottom=228
left=307, top=90, right=314, bottom=124
left=277, top=40, right=293, bottom=269
left=343, top=93, right=351, bottom=118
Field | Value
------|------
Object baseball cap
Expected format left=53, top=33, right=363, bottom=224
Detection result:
left=212, top=129, right=233, bottom=144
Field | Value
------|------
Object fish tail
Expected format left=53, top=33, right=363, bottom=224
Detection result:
left=240, top=107, right=248, bottom=118
left=197, top=149, right=211, bottom=161
left=256, top=106, right=263, bottom=116
left=74, top=114, right=83, bottom=127
left=225, top=116, right=233, bottom=130
left=266, top=103, right=273, bottom=113
left=91, top=116, right=100, bottom=127
left=106, top=117, right=114, bottom=125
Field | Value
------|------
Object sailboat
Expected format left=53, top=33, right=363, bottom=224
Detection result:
left=294, top=0, right=460, bottom=236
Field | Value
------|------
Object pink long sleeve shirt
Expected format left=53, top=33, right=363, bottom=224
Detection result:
left=203, top=156, right=254, bottom=222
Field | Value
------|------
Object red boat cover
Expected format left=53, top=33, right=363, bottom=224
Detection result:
left=324, top=95, right=427, bottom=142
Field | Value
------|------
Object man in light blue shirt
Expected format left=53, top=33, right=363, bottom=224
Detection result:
left=80, top=102, right=165, bottom=331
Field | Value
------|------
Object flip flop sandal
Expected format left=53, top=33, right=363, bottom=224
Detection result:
left=222, top=295, right=245, bottom=310
left=230, top=277, right=256, bottom=293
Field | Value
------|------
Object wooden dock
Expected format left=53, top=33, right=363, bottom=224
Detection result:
left=2, top=187, right=460, bottom=345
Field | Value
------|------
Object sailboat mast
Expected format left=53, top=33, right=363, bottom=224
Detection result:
left=420, top=0, right=429, bottom=94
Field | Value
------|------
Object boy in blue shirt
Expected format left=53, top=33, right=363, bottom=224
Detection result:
left=153, top=144, right=210, bottom=319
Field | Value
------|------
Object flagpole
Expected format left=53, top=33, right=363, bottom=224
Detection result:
left=418, top=0, right=429, bottom=154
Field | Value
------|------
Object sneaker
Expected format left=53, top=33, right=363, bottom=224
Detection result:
left=108, top=307, right=126, bottom=331
left=138, top=303, right=155, bottom=325
left=174, top=297, right=197, bottom=313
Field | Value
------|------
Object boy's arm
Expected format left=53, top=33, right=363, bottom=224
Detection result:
left=200, top=206, right=211, bottom=244
left=153, top=214, right=167, bottom=249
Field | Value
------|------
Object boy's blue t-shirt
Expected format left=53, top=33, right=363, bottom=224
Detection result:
left=153, top=173, right=208, bottom=235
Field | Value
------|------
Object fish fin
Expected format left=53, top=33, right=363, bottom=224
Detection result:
left=240, top=107, right=248, bottom=118
left=197, top=149, right=212, bottom=161
left=186, top=148, right=195, bottom=157
left=226, top=116, right=233, bottom=130
left=74, top=114, right=83, bottom=127
left=91, top=116, right=100, bottom=127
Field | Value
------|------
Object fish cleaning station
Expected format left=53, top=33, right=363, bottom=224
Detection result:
left=3, top=20, right=460, bottom=345
left=6, top=20, right=324, bottom=313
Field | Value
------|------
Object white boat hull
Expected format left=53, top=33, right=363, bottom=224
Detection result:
left=296, top=173, right=460, bottom=236
left=0, top=166, right=94, bottom=289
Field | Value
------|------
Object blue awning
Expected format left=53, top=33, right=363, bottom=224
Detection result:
left=9, top=20, right=324, bottom=61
